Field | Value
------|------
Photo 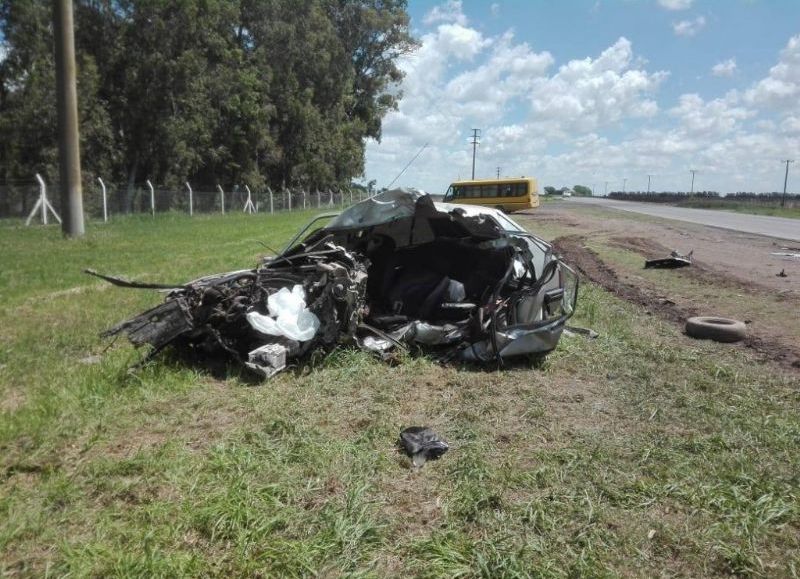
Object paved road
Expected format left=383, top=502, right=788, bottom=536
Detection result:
left=566, top=197, right=800, bottom=242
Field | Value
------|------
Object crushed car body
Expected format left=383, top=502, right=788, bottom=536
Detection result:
left=95, top=188, right=578, bottom=379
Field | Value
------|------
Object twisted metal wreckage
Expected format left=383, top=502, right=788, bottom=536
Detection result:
left=92, top=189, right=579, bottom=379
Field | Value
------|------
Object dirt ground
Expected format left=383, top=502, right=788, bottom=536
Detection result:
left=516, top=203, right=800, bottom=370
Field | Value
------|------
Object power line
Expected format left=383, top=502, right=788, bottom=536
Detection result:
left=470, top=129, right=480, bottom=180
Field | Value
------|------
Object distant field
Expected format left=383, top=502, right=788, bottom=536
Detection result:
left=1, top=212, right=798, bottom=576
left=597, top=197, right=800, bottom=219
left=676, top=199, right=800, bottom=219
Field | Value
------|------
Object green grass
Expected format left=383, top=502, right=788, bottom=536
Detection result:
left=1, top=213, right=799, bottom=577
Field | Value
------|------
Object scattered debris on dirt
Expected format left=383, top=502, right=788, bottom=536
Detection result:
left=644, top=250, right=693, bottom=269
left=685, top=316, right=747, bottom=343
left=93, top=190, right=579, bottom=379
left=777, top=269, right=788, bottom=278
left=771, top=252, right=800, bottom=260
left=398, top=426, right=449, bottom=467
left=553, top=235, right=800, bottom=369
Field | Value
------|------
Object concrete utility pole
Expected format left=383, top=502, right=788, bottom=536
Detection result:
left=781, top=160, right=794, bottom=208
left=647, top=174, right=653, bottom=193
left=604, top=181, right=609, bottom=196
left=470, top=129, right=480, bottom=180
left=623, top=178, right=627, bottom=193
left=54, top=0, right=84, bottom=237
left=690, top=169, right=697, bottom=194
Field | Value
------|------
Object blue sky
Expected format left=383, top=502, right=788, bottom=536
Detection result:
left=364, top=0, right=800, bottom=194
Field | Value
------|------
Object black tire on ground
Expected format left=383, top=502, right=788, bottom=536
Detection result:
left=685, top=316, right=746, bottom=343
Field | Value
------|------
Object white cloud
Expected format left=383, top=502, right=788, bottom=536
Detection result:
left=781, top=115, right=800, bottom=134
left=711, top=58, right=737, bottom=77
left=745, top=34, right=800, bottom=108
left=366, top=30, right=672, bottom=190
left=658, top=0, right=693, bottom=10
left=670, top=93, right=752, bottom=136
left=366, top=7, right=800, bottom=195
left=423, top=0, right=468, bottom=26
left=371, top=21, right=493, bottom=146
left=672, top=16, right=706, bottom=37
left=445, top=32, right=553, bottom=120
left=397, top=23, right=491, bottom=95
left=529, top=38, right=667, bottom=133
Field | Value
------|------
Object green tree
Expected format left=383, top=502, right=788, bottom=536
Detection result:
left=573, top=185, right=592, bottom=196
left=0, top=0, right=416, bottom=216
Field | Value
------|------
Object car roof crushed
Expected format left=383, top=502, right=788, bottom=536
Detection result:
left=91, top=189, right=578, bottom=380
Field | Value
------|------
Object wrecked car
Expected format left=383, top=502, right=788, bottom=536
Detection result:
left=95, top=188, right=578, bottom=379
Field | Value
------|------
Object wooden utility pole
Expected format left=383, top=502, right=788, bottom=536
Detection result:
left=470, top=129, right=480, bottom=180
left=54, top=0, right=85, bottom=237
left=781, top=160, right=794, bottom=208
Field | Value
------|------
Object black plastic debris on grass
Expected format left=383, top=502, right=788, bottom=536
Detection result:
left=91, top=189, right=579, bottom=380
left=399, top=426, right=449, bottom=467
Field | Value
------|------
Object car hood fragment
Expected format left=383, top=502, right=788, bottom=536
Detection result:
left=94, top=189, right=578, bottom=379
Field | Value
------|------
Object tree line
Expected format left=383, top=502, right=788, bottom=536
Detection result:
left=608, top=191, right=800, bottom=203
left=0, top=0, right=416, bottom=216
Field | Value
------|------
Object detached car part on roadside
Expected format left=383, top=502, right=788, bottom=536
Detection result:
left=644, top=250, right=693, bottom=269
left=95, top=189, right=578, bottom=379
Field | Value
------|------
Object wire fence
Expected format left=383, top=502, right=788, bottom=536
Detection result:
left=0, top=177, right=369, bottom=224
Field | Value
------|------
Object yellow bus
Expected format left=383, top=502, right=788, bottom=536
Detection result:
left=442, top=177, right=539, bottom=213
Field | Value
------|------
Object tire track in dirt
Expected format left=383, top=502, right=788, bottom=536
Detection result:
left=552, top=235, right=800, bottom=370
left=607, top=236, right=796, bottom=297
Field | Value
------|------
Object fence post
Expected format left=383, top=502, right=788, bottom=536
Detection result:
left=39, top=174, right=48, bottom=225
left=26, top=173, right=62, bottom=226
left=303, top=190, right=307, bottom=210
left=146, top=179, right=155, bottom=217
left=217, top=184, right=225, bottom=214
left=268, top=186, right=274, bottom=214
left=97, top=177, right=108, bottom=222
left=288, top=189, right=292, bottom=211
left=185, top=182, right=193, bottom=216
left=349, top=188, right=353, bottom=206
left=243, top=185, right=255, bottom=213
left=317, top=190, right=321, bottom=208
left=329, top=189, right=334, bottom=207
